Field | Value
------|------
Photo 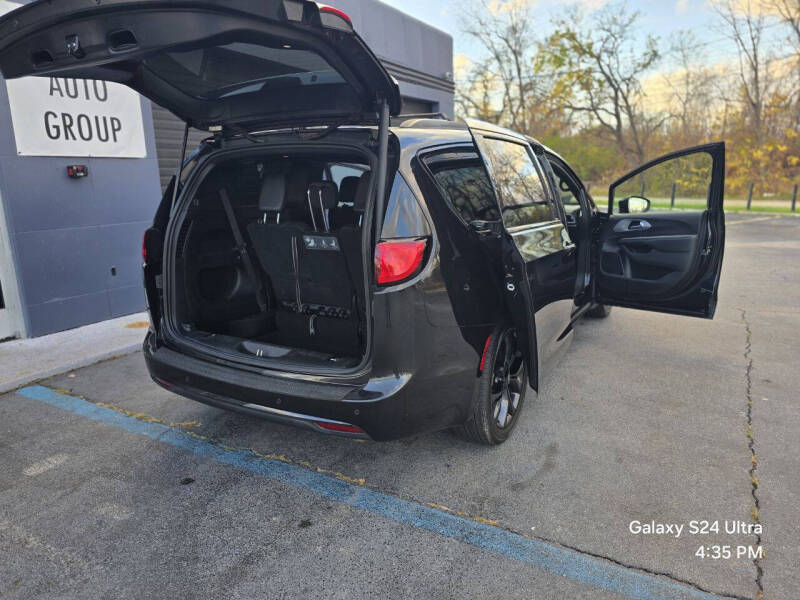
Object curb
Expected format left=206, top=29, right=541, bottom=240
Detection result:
left=0, top=342, right=142, bottom=394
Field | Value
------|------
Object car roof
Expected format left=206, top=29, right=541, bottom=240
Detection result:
left=524, top=135, right=566, bottom=163
left=464, top=118, right=529, bottom=143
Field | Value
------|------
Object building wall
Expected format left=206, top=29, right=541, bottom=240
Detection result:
left=0, top=79, right=162, bottom=337
left=327, top=0, right=454, bottom=117
left=0, top=0, right=453, bottom=337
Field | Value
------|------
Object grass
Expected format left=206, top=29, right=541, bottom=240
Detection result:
left=648, top=201, right=798, bottom=214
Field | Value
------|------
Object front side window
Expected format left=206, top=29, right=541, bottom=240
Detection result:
left=478, top=137, right=557, bottom=228
left=422, top=149, right=500, bottom=224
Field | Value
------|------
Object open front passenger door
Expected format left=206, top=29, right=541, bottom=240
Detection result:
left=594, top=142, right=725, bottom=318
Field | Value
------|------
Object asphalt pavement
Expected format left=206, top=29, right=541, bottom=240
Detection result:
left=1, top=213, right=798, bottom=599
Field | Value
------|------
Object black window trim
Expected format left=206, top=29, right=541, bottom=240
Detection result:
left=545, top=151, right=597, bottom=212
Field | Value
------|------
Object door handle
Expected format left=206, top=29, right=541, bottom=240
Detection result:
left=613, top=219, right=651, bottom=233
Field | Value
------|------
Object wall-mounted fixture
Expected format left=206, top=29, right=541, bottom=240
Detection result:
left=66, top=165, right=88, bottom=178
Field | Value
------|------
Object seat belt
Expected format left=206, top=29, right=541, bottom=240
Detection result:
left=219, top=188, right=268, bottom=313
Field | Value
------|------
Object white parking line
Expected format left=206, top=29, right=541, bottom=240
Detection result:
left=727, top=215, right=784, bottom=226
left=23, top=453, right=68, bottom=476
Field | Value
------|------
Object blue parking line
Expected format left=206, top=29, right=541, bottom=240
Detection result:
left=17, top=384, right=724, bottom=600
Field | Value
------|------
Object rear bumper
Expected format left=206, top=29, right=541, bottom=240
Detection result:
left=143, top=333, right=414, bottom=441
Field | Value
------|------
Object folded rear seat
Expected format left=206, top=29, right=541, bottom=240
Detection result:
left=247, top=171, right=307, bottom=312
left=249, top=175, right=362, bottom=356
left=338, top=171, right=371, bottom=316
left=279, top=180, right=361, bottom=355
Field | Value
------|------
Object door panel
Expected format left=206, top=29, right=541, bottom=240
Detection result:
left=599, top=211, right=704, bottom=296
left=470, top=127, right=575, bottom=387
left=596, top=143, right=725, bottom=318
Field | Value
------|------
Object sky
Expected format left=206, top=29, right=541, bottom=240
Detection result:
left=380, top=0, right=747, bottom=68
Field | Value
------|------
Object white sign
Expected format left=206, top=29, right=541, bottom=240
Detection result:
left=5, top=76, right=147, bottom=158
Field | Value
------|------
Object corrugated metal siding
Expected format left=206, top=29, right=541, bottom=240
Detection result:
left=151, top=103, right=208, bottom=190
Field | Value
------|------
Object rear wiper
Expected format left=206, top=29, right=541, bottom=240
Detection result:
left=206, top=74, right=300, bottom=100
left=299, top=122, right=343, bottom=141
left=222, top=124, right=265, bottom=144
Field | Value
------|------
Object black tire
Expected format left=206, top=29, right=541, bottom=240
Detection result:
left=456, top=323, right=528, bottom=445
left=585, top=303, right=612, bottom=318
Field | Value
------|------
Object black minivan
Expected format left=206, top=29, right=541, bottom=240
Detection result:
left=0, top=0, right=725, bottom=444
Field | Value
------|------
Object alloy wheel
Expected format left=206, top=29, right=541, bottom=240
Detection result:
left=490, top=328, right=525, bottom=429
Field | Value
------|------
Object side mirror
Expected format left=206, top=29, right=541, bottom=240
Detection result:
left=618, top=196, right=650, bottom=214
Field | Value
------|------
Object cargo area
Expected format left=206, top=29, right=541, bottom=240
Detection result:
left=167, top=150, right=374, bottom=371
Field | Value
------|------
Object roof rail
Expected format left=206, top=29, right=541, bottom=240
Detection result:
left=391, top=112, right=448, bottom=125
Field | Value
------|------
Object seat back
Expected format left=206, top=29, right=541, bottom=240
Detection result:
left=247, top=171, right=306, bottom=309
left=331, top=175, right=361, bottom=229
left=297, top=180, right=352, bottom=311
left=338, top=171, right=372, bottom=308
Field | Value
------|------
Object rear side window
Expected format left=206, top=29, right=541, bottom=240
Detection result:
left=329, top=163, right=366, bottom=187
left=381, top=174, right=431, bottom=239
left=422, top=149, right=500, bottom=223
left=478, top=137, right=558, bottom=228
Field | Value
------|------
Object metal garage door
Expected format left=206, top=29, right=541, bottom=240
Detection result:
left=151, top=103, right=209, bottom=191
left=400, top=97, right=434, bottom=115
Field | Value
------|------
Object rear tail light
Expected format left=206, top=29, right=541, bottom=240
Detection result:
left=142, top=227, right=163, bottom=266
left=314, top=421, right=363, bottom=434
left=318, top=5, right=353, bottom=31
left=374, top=239, right=427, bottom=285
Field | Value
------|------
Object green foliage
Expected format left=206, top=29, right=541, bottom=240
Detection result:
left=541, top=134, right=624, bottom=185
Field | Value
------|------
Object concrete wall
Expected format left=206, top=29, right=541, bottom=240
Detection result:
left=0, top=79, right=162, bottom=337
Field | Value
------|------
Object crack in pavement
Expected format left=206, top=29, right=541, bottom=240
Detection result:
left=740, top=309, right=764, bottom=599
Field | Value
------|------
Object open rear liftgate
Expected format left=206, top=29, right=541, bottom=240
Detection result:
left=167, top=97, right=392, bottom=353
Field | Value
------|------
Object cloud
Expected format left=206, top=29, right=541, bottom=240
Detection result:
left=577, top=0, right=609, bottom=9
left=708, top=0, right=784, bottom=17
left=485, top=0, right=536, bottom=17
left=676, top=0, right=689, bottom=13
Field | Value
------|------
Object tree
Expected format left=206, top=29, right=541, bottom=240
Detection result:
left=712, top=0, right=780, bottom=145
left=455, top=58, right=501, bottom=122
left=456, top=0, right=571, bottom=137
left=766, top=0, right=800, bottom=128
left=540, top=2, right=665, bottom=166
left=662, top=31, right=718, bottom=146
left=768, top=0, right=800, bottom=47
left=459, top=0, right=536, bottom=132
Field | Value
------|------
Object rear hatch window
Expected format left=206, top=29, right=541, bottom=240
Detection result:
left=143, top=43, right=345, bottom=100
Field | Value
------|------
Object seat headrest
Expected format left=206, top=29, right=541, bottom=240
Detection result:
left=308, top=181, right=338, bottom=210
left=353, top=171, right=372, bottom=213
left=258, top=172, right=287, bottom=212
left=286, top=162, right=318, bottom=205
left=338, top=176, right=360, bottom=205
